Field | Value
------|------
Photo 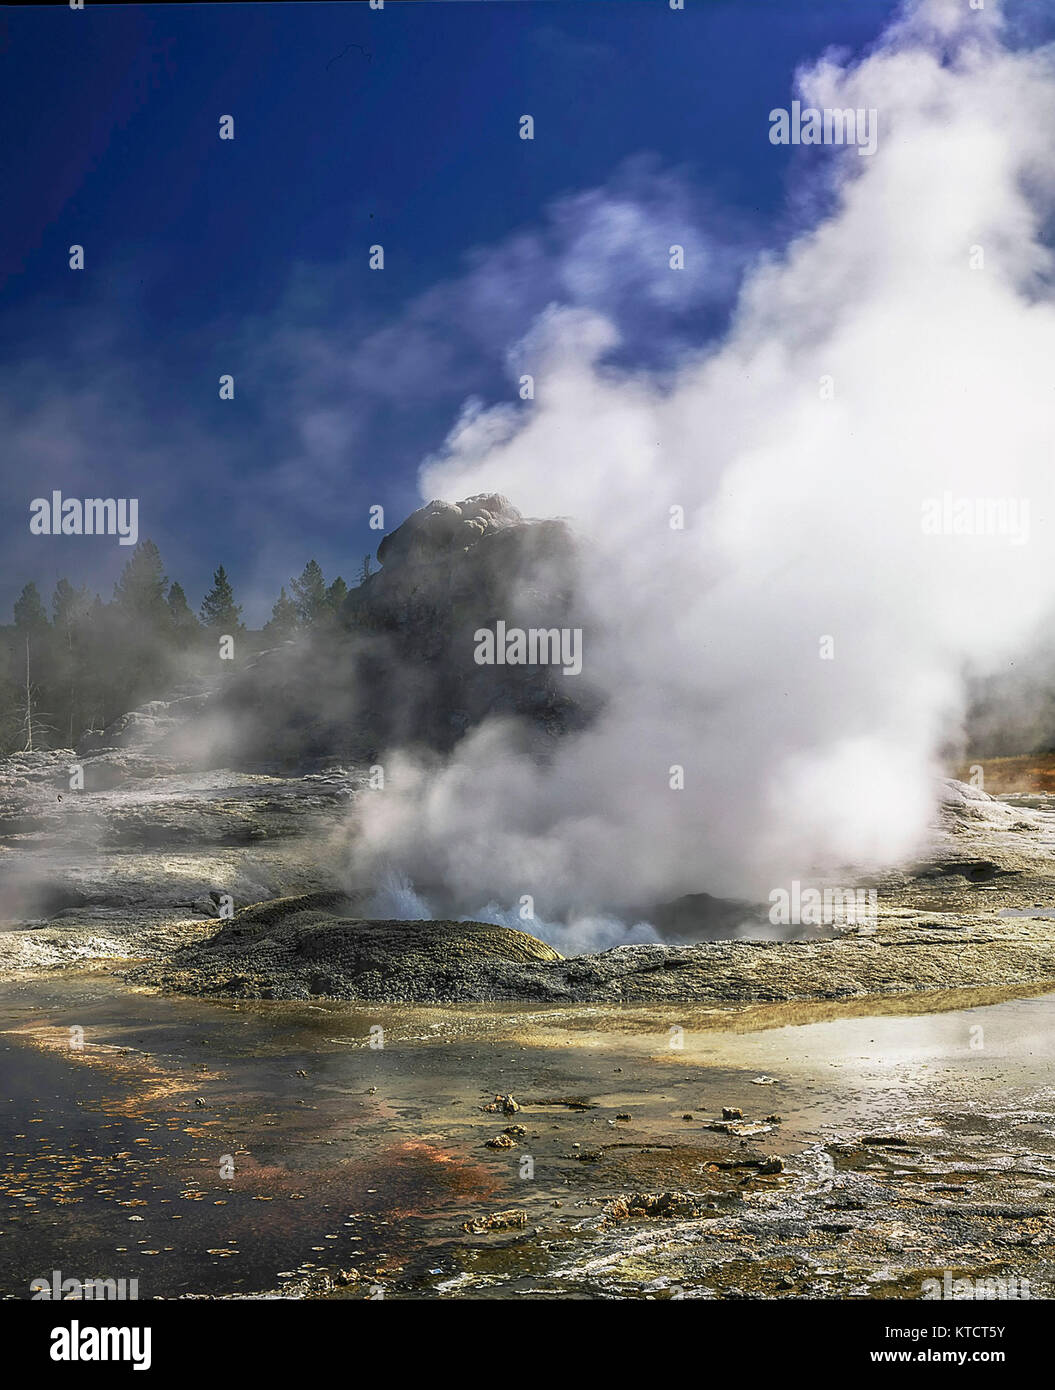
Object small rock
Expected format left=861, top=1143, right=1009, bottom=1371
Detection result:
left=603, top=1192, right=703, bottom=1222
left=708, top=1120, right=771, bottom=1136
left=484, top=1093, right=520, bottom=1114
left=462, top=1208, right=528, bottom=1233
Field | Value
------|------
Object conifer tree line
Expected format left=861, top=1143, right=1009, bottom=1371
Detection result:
left=0, top=540, right=357, bottom=754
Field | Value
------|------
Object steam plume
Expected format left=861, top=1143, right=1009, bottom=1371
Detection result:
left=350, top=0, right=1055, bottom=925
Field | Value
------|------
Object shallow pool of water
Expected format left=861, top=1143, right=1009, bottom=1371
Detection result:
left=2, top=972, right=1054, bottom=1298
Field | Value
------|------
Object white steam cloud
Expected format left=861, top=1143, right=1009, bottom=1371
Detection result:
left=351, top=0, right=1055, bottom=927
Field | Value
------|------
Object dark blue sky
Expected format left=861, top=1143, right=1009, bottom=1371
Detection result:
left=1, top=0, right=905, bottom=623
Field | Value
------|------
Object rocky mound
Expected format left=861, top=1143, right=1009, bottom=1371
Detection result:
left=373, top=494, right=524, bottom=568
left=163, top=493, right=594, bottom=768
left=134, top=891, right=564, bottom=1002
left=134, top=909, right=1055, bottom=1006
left=77, top=691, right=212, bottom=757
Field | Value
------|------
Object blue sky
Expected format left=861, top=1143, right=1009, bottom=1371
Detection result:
left=1, top=0, right=909, bottom=623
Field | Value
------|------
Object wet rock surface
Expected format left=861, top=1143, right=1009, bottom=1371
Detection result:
left=0, top=749, right=353, bottom=975
left=7, top=755, right=1055, bottom=1010
left=132, top=889, right=1055, bottom=1005
left=3, top=975, right=1053, bottom=1300
left=133, top=774, right=1055, bottom=999
left=134, top=893, right=562, bottom=1002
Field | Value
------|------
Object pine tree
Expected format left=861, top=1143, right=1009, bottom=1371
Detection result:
left=107, top=540, right=173, bottom=721
left=52, top=578, right=89, bottom=629
left=290, top=560, right=327, bottom=626
left=167, top=582, right=201, bottom=644
left=51, top=579, right=92, bottom=746
left=113, top=540, right=169, bottom=624
left=14, top=583, right=48, bottom=633
left=325, top=576, right=348, bottom=615
left=265, top=586, right=299, bottom=640
left=359, top=554, right=373, bottom=585
left=78, top=596, right=109, bottom=741
left=199, top=565, right=244, bottom=632
left=13, top=583, right=50, bottom=751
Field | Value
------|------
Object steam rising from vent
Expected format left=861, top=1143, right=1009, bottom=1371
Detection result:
left=365, top=868, right=432, bottom=922
left=363, top=868, right=658, bottom=954
left=349, top=0, right=1055, bottom=926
